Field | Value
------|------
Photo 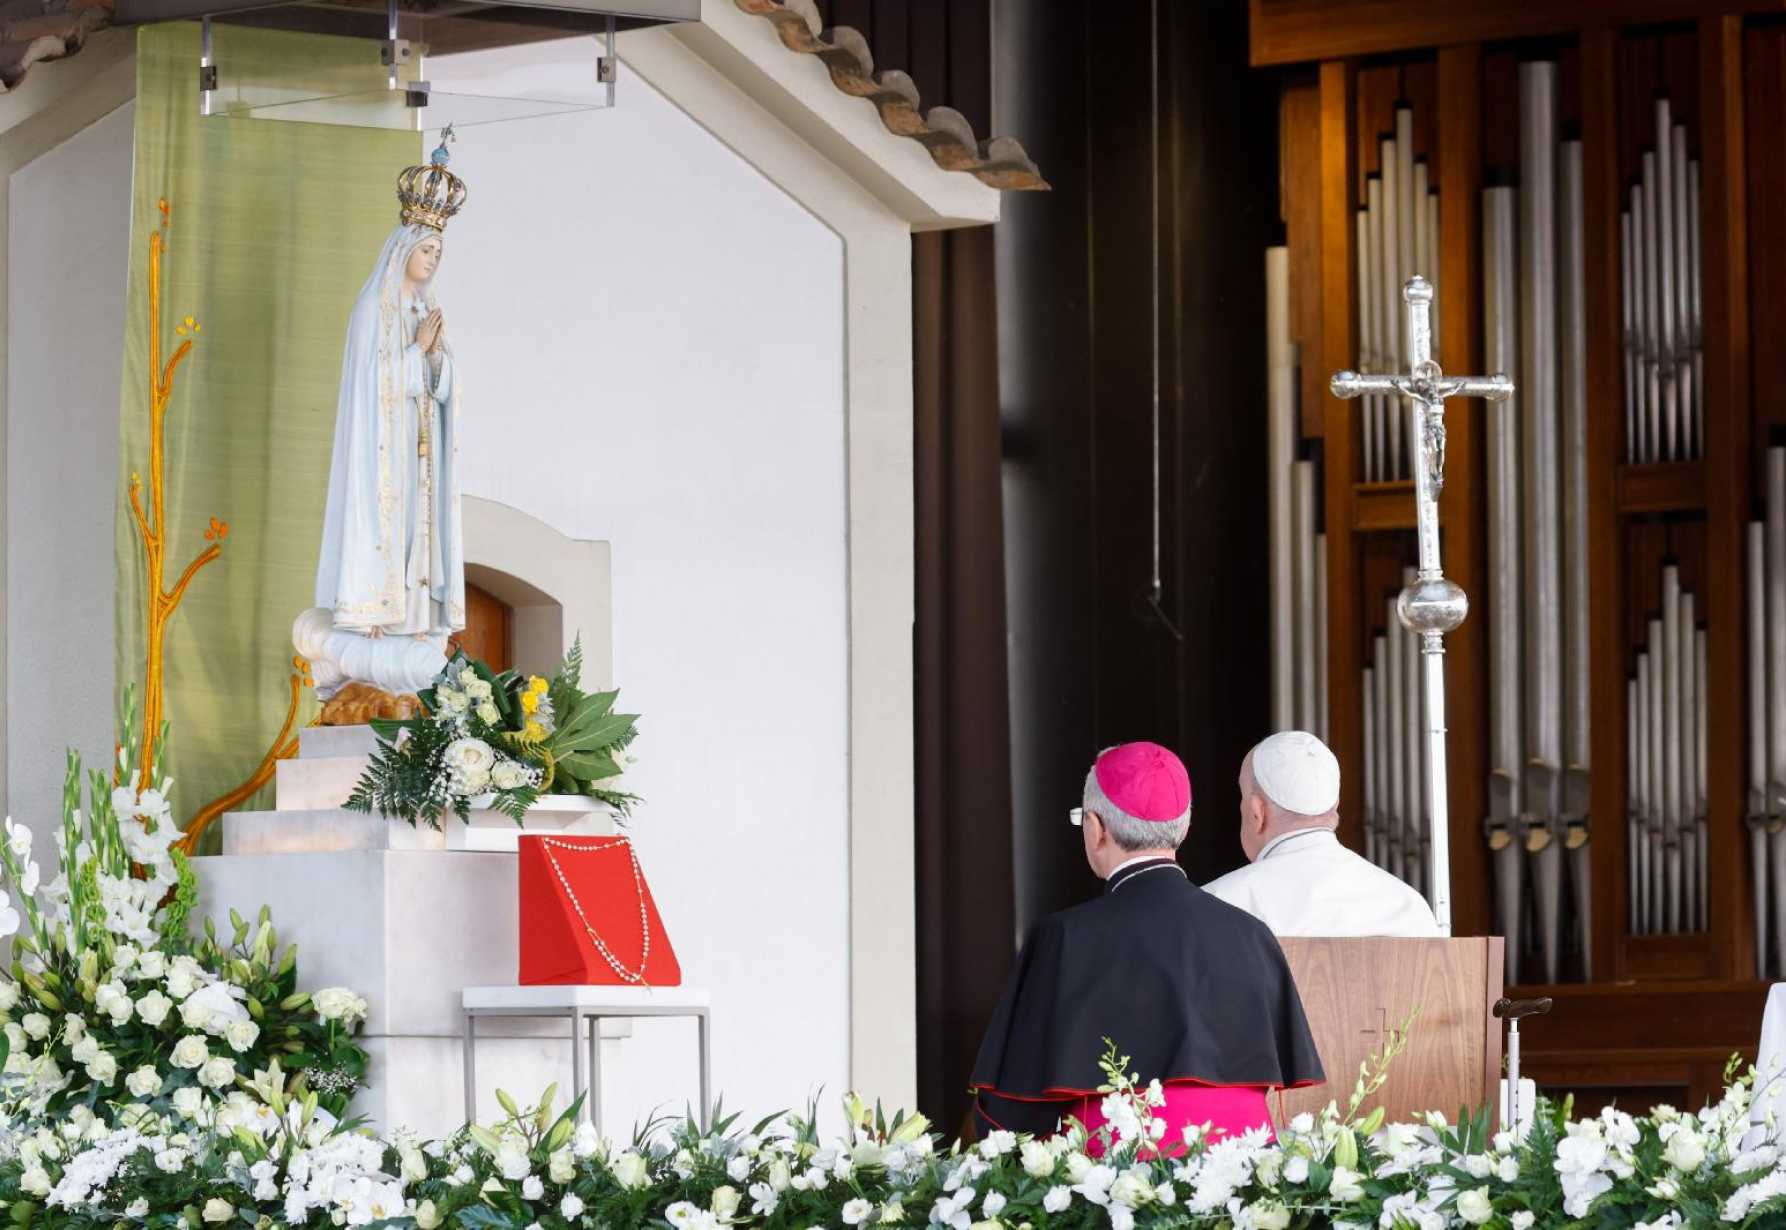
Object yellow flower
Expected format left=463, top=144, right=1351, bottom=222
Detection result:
left=528, top=676, right=549, bottom=695
left=524, top=719, right=545, bottom=741
left=521, top=691, right=539, bottom=715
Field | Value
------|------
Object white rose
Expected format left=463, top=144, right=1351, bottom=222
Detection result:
left=171, top=1035, right=209, bottom=1068
left=19, top=1167, right=50, bottom=1197
left=136, top=951, right=166, bottom=980
left=560, top=1194, right=585, bottom=1219
left=415, top=1200, right=441, bottom=1230
left=611, top=1151, right=650, bottom=1190
left=202, top=1198, right=234, bottom=1223
left=1109, top=1171, right=1153, bottom=1208
left=20, top=1012, right=48, bottom=1040
left=477, top=703, right=501, bottom=726
left=1246, top=1201, right=1290, bottom=1230
left=313, top=987, right=369, bottom=1024
left=155, top=1147, right=188, bottom=1172
left=1328, top=1167, right=1365, bottom=1202
left=445, top=737, right=497, bottom=783
left=127, top=1066, right=163, bottom=1097
left=491, top=760, right=530, bottom=791
left=84, top=1051, right=118, bottom=1084
left=841, top=1197, right=873, bottom=1226
left=1456, top=1186, right=1494, bottom=1226
left=496, top=1141, right=533, bottom=1182
left=198, top=1056, right=236, bottom=1089
left=1043, top=1187, right=1072, bottom=1214
left=548, top=1149, right=576, bottom=1184
left=180, top=996, right=214, bottom=1032
left=224, top=1019, right=260, bottom=1052
left=136, top=990, right=173, bottom=1027
left=0, top=980, right=19, bottom=1012
left=126, top=1199, right=149, bottom=1218
left=164, top=965, right=199, bottom=999
left=71, top=1034, right=100, bottom=1064
left=1664, top=1128, right=1705, bottom=1172
left=1020, top=1138, right=1055, bottom=1179
left=712, top=1185, right=742, bottom=1221
left=1498, top=1155, right=1521, bottom=1182
left=522, top=1175, right=545, bottom=1200
left=1510, top=1213, right=1536, bottom=1230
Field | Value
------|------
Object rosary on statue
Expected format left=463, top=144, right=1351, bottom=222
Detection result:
left=1331, top=275, right=1514, bottom=936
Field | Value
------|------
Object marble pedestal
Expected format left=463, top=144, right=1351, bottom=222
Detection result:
left=195, top=725, right=626, bottom=1136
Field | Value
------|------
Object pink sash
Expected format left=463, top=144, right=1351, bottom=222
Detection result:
left=1070, top=1083, right=1273, bottom=1156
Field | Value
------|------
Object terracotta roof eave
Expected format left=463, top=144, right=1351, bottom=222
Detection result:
left=0, top=0, right=110, bottom=92
left=732, top=0, right=1049, bottom=192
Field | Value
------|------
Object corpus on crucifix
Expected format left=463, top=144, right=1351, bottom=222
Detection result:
left=1329, top=274, right=1514, bottom=935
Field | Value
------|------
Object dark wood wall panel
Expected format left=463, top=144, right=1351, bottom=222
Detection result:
left=1747, top=22, right=1786, bottom=446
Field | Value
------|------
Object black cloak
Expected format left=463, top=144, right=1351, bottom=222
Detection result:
left=970, top=858, right=1325, bottom=1136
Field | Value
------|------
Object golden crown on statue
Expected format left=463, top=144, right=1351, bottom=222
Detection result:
left=398, top=124, right=468, bottom=232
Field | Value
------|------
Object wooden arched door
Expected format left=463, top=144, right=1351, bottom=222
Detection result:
left=448, top=581, right=514, bottom=672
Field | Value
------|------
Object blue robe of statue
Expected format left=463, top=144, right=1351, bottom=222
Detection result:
left=314, top=223, right=465, bottom=641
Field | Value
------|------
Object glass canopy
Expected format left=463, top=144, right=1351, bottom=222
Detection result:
left=200, top=16, right=617, bottom=130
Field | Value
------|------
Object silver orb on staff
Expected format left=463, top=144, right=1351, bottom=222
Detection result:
left=1330, top=274, right=1514, bottom=934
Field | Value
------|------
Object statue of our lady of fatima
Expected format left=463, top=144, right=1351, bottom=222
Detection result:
left=294, top=128, right=468, bottom=723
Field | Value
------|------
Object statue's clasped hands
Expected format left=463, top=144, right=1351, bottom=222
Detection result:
left=416, top=308, right=445, bottom=353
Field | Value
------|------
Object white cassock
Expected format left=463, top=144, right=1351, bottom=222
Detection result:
left=1202, top=828, right=1440, bottom=938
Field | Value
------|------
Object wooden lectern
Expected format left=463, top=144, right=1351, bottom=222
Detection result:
left=1277, top=937, right=1505, bottom=1125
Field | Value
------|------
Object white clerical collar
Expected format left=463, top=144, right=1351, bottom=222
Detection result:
left=1258, top=827, right=1339, bottom=861
left=1107, top=853, right=1167, bottom=880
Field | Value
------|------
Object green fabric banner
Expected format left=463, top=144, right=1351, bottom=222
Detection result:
left=115, top=25, right=418, bottom=834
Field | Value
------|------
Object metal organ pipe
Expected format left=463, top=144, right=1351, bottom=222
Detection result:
left=1619, top=107, right=1702, bottom=464
left=1381, top=136, right=1402, bottom=479
left=1483, top=184, right=1524, bottom=982
left=1266, top=247, right=1295, bottom=732
left=1750, top=518, right=1770, bottom=976
left=1519, top=60, right=1564, bottom=985
left=1559, top=138, right=1592, bottom=978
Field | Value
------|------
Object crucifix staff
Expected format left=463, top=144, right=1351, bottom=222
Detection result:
left=1331, top=275, right=1514, bottom=934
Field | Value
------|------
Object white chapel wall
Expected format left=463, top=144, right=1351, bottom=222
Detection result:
left=434, top=46, right=852, bottom=1125
left=5, top=101, right=133, bottom=835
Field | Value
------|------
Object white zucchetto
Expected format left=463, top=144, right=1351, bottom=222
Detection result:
left=1252, top=730, right=1341, bottom=816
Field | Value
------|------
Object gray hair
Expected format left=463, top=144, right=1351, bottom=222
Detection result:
left=1083, top=765, right=1191, bottom=852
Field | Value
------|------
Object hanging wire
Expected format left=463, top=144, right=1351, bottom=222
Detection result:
left=1143, top=0, right=1183, bottom=643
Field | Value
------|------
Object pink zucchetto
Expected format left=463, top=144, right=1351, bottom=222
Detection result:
left=1094, top=742, right=1192, bottom=822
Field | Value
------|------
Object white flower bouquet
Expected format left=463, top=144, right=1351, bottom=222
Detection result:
left=0, top=696, right=371, bottom=1125
left=346, top=640, right=640, bottom=829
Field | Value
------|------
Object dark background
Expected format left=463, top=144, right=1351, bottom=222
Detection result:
left=816, top=0, right=1283, bottom=1136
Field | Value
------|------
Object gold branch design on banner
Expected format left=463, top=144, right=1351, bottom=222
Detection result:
left=177, top=655, right=311, bottom=854
left=124, top=198, right=215, bottom=790
left=123, top=198, right=309, bottom=834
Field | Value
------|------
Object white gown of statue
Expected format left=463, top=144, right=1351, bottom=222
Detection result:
left=1201, top=828, right=1442, bottom=938
left=297, top=223, right=465, bottom=699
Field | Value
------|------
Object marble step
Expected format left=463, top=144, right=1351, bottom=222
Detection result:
left=231, top=797, right=618, bottom=855
left=298, top=724, right=383, bottom=759
left=277, top=754, right=370, bottom=811
left=223, top=808, right=444, bottom=854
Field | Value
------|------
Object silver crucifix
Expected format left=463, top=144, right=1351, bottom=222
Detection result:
left=1330, top=275, right=1514, bottom=935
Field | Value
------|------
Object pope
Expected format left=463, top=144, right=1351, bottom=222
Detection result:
left=970, top=742, right=1323, bottom=1146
